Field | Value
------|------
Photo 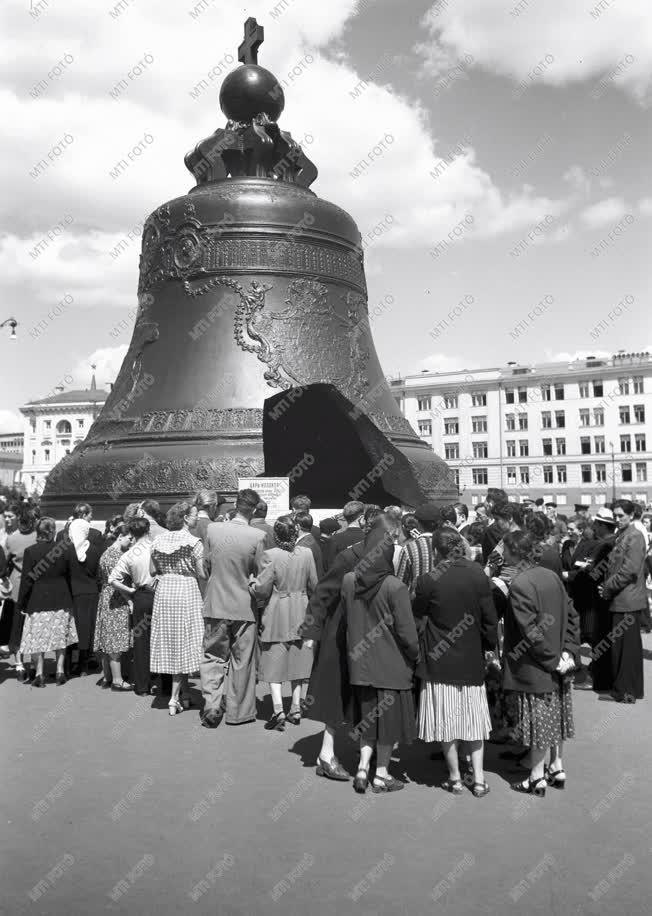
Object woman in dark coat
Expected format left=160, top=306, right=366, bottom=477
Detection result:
left=413, top=528, right=497, bottom=797
left=502, top=531, right=580, bottom=797
left=343, top=522, right=419, bottom=794
left=18, top=517, right=78, bottom=686
left=67, top=519, right=103, bottom=676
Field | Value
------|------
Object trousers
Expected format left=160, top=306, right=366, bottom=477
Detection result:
left=132, top=587, right=155, bottom=695
left=200, top=618, right=257, bottom=724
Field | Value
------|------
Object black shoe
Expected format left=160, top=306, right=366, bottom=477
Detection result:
left=32, top=675, right=46, bottom=688
left=353, top=769, right=369, bottom=794
left=55, top=673, right=67, bottom=686
left=510, top=777, right=546, bottom=797
left=611, top=692, right=636, bottom=703
left=201, top=709, right=224, bottom=729
left=316, top=756, right=350, bottom=781
left=286, top=710, right=301, bottom=725
left=264, top=712, right=286, bottom=731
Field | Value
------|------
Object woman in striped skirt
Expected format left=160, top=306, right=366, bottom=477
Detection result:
left=413, top=528, right=498, bottom=797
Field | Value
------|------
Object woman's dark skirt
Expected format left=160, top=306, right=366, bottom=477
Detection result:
left=304, top=602, right=353, bottom=728
left=610, top=610, right=644, bottom=700
left=510, top=677, right=574, bottom=748
left=2, top=599, right=25, bottom=654
left=350, top=686, right=417, bottom=746
left=591, top=604, right=615, bottom=692
left=72, top=594, right=99, bottom=651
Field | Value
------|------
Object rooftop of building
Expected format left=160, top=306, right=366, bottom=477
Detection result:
left=20, top=370, right=109, bottom=409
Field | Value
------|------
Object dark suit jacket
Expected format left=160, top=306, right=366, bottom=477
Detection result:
left=67, top=539, right=102, bottom=597
left=300, top=541, right=366, bottom=641
left=251, top=519, right=275, bottom=550
left=56, top=526, right=104, bottom=549
left=18, top=541, right=73, bottom=612
left=481, top=523, right=503, bottom=563
left=503, top=565, right=580, bottom=694
left=296, top=532, right=324, bottom=579
left=413, top=559, right=497, bottom=686
left=603, top=525, right=648, bottom=613
left=324, top=526, right=365, bottom=570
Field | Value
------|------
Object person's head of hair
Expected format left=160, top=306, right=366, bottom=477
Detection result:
left=342, top=500, right=365, bottom=523
left=363, top=504, right=383, bottom=530
left=613, top=498, right=635, bottom=518
left=492, top=501, right=514, bottom=532
left=253, top=499, right=268, bottom=519
left=36, top=516, right=57, bottom=542
left=432, top=527, right=464, bottom=560
left=274, top=517, right=298, bottom=546
left=104, top=514, right=123, bottom=538
left=294, top=511, right=313, bottom=533
left=632, top=502, right=644, bottom=520
left=466, top=521, right=487, bottom=547
left=123, top=502, right=141, bottom=522
left=401, top=513, right=419, bottom=539
left=507, top=502, right=525, bottom=529
left=17, top=505, right=38, bottom=535
left=126, top=517, right=150, bottom=540
left=454, top=502, right=469, bottom=523
left=166, top=500, right=195, bottom=531
left=139, top=498, right=161, bottom=520
left=73, top=502, right=92, bottom=520
left=194, top=489, right=219, bottom=518
left=475, top=503, right=488, bottom=519
left=383, top=506, right=403, bottom=525
left=440, top=504, right=457, bottom=526
left=503, top=530, right=536, bottom=565
left=319, top=517, right=340, bottom=537
left=486, top=488, right=508, bottom=511
left=235, top=488, right=260, bottom=519
left=290, top=494, right=311, bottom=512
left=525, top=512, right=551, bottom=542
left=642, top=513, right=652, bottom=531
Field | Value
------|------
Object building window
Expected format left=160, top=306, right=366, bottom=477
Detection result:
left=636, top=462, right=647, bottom=482
left=31, top=449, right=36, bottom=464
left=506, top=414, right=516, bottom=431
left=505, top=389, right=515, bottom=404
left=518, top=387, right=528, bottom=403
left=473, top=442, right=488, bottom=459
left=541, top=385, right=551, bottom=401
left=519, top=440, right=529, bottom=457
left=541, top=411, right=552, bottom=429
left=596, top=492, right=607, bottom=505
left=417, top=397, right=431, bottom=411
left=520, top=466, right=530, bottom=484
left=543, top=465, right=553, bottom=484
left=44, top=449, right=50, bottom=462
left=472, top=468, right=488, bottom=486
left=555, top=411, right=565, bottom=428
left=452, top=468, right=460, bottom=489
left=618, top=378, right=630, bottom=395
left=65, top=448, right=71, bottom=456
left=472, top=416, right=488, bottom=433
left=557, top=465, right=567, bottom=483
left=635, top=433, right=646, bottom=452
left=579, top=382, right=589, bottom=398
left=506, top=440, right=516, bottom=457
left=594, top=436, right=605, bottom=453
left=580, top=437, right=591, bottom=455
left=633, top=376, right=644, bottom=394
left=418, top=420, right=432, bottom=437
left=77, top=419, right=84, bottom=428
left=554, top=384, right=564, bottom=400
left=542, top=438, right=553, bottom=456
left=581, top=464, right=592, bottom=483
left=595, top=463, right=606, bottom=483
left=621, top=463, right=632, bottom=482
left=593, top=380, right=604, bottom=397
left=619, top=406, right=630, bottom=424
left=579, top=409, right=590, bottom=427
left=444, top=443, right=459, bottom=460
left=56, top=420, right=72, bottom=435
left=444, top=419, right=459, bottom=436
left=593, top=408, right=605, bottom=426
left=471, top=393, right=487, bottom=407
left=518, top=414, right=528, bottom=431
left=634, top=404, right=645, bottom=423
left=556, top=438, right=566, bottom=455
left=506, top=467, right=517, bottom=484
left=44, top=420, right=51, bottom=430
left=29, top=418, right=36, bottom=432
left=443, top=395, right=458, bottom=409
left=620, top=434, right=631, bottom=453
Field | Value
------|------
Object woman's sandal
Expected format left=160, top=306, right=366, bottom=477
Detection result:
left=264, top=712, right=286, bottom=731
left=545, top=766, right=566, bottom=790
left=111, top=681, right=133, bottom=692
left=168, top=699, right=183, bottom=716
left=471, top=782, right=490, bottom=798
left=441, top=779, right=464, bottom=795
left=372, top=775, right=404, bottom=794
left=286, top=709, right=301, bottom=725
left=510, top=777, right=546, bottom=797
left=353, top=769, right=369, bottom=794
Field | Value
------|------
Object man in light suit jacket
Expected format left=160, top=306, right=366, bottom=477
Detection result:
left=200, top=489, right=265, bottom=728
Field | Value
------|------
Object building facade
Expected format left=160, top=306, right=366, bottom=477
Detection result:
left=19, top=383, right=106, bottom=496
left=392, top=351, right=652, bottom=510
left=0, top=432, right=24, bottom=489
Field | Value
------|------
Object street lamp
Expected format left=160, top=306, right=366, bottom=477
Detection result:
left=609, top=440, right=616, bottom=504
left=0, top=318, right=18, bottom=339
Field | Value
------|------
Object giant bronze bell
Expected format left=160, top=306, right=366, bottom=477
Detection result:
left=43, top=19, right=454, bottom=515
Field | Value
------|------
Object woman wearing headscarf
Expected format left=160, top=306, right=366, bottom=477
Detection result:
left=413, top=528, right=497, bottom=797
left=67, top=518, right=103, bottom=677
left=502, top=531, right=579, bottom=796
left=94, top=523, right=134, bottom=691
left=343, top=521, right=419, bottom=794
left=17, top=517, right=77, bottom=686
left=252, top=517, right=318, bottom=731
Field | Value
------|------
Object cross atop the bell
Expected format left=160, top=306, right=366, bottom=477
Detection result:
left=238, top=17, right=264, bottom=65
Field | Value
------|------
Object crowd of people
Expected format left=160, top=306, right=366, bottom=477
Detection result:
left=0, top=486, right=650, bottom=799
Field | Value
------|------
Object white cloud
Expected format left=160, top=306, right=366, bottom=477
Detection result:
left=580, top=196, right=627, bottom=228
left=547, top=349, right=611, bottom=362
left=638, top=197, right=652, bottom=215
left=0, top=409, right=23, bottom=433
left=419, top=0, right=652, bottom=103
left=563, top=165, right=591, bottom=197
left=417, top=352, right=472, bottom=372
left=71, top=345, right=128, bottom=389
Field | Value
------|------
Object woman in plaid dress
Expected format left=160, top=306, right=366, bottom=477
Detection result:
left=150, top=502, right=205, bottom=716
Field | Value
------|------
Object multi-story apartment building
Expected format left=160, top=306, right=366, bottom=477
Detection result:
left=19, top=377, right=106, bottom=496
left=392, top=351, right=652, bottom=510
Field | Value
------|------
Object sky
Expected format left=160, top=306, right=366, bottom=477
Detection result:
left=1, top=0, right=650, bottom=431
